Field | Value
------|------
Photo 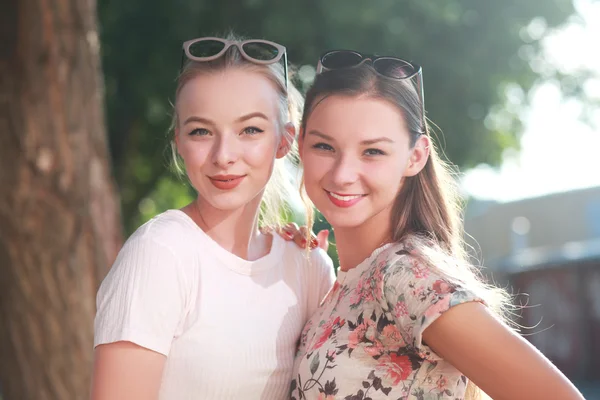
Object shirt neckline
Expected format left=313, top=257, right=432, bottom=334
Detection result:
left=336, top=242, right=394, bottom=283
left=167, top=209, right=284, bottom=275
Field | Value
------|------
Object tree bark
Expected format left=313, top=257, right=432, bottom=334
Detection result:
left=0, top=0, right=123, bottom=398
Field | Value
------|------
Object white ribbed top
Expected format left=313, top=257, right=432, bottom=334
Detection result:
left=94, top=210, right=335, bottom=400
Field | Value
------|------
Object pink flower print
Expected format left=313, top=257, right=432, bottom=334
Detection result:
left=424, top=295, right=451, bottom=319
left=436, top=375, right=449, bottom=392
left=313, top=316, right=345, bottom=350
left=410, top=260, right=429, bottom=279
left=412, top=286, right=428, bottom=302
left=348, top=319, right=370, bottom=349
left=378, top=353, right=414, bottom=385
left=337, top=286, right=349, bottom=303
left=381, top=324, right=406, bottom=349
left=349, top=277, right=375, bottom=306
left=326, top=349, right=337, bottom=361
left=394, top=300, right=409, bottom=319
left=432, top=280, right=452, bottom=295
left=372, top=267, right=386, bottom=301
left=348, top=318, right=385, bottom=357
left=364, top=339, right=385, bottom=357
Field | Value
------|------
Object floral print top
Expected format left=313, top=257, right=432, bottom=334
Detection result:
left=290, top=238, right=484, bottom=400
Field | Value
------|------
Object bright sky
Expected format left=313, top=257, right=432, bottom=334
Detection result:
left=461, top=0, right=600, bottom=202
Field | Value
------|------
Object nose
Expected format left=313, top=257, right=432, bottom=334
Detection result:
left=212, top=134, right=239, bottom=167
left=330, top=154, right=360, bottom=187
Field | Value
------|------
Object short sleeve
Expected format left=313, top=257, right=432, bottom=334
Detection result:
left=380, top=253, right=484, bottom=360
left=94, top=234, right=189, bottom=356
left=309, top=248, right=336, bottom=313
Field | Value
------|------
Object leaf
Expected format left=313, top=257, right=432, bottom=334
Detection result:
left=310, top=352, right=320, bottom=375
left=357, top=312, right=364, bottom=325
left=324, top=378, right=338, bottom=395
left=381, top=386, right=392, bottom=395
left=372, top=376, right=382, bottom=390
left=362, top=381, right=370, bottom=389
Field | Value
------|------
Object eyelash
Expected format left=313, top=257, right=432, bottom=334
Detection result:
left=243, top=126, right=264, bottom=135
left=187, top=126, right=265, bottom=137
left=311, top=143, right=386, bottom=156
left=364, top=148, right=386, bottom=156
left=312, top=142, right=334, bottom=151
left=189, top=128, right=210, bottom=136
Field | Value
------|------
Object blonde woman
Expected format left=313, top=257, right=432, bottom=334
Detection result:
left=90, top=35, right=334, bottom=400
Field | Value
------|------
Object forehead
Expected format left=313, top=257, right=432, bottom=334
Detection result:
left=177, top=68, right=281, bottom=121
left=306, top=95, right=409, bottom=140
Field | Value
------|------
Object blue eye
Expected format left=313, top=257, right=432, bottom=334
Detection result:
left=243, top=127, right=264, bottom=135
left=364, top=148, right=385, bottom=156
left=189, top=128, right=210, bottom=136
left=312, top=142, right=334, bottom=151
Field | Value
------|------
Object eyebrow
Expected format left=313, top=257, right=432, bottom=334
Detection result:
left=183, top=112, right=270, bottom=126
left=184, top=116, right=214, bottom=126
left=236, top=112, right=269, bottom=123
left=307, top=130, right=395, bottom=145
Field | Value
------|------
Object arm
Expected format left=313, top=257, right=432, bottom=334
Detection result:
left=91, top=342, right=166, bottom=400
left=422, top=302, right=584, bottom=400
left=91, top=234, right=188, bottom=400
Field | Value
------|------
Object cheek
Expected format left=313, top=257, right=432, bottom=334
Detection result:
left=302, top=153, right=330, bottom=186
left=243, top=139, right=278, bottom=169
left=180, top=142, right=211, bottom=167
left=370, top=159, right=405, bottom=191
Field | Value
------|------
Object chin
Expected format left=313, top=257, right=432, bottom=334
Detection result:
left=319, top=210, right=369, bottom=231
left=202, top=192, right=253, bottom=211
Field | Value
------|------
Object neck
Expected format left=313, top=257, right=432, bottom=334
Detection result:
left=334, top=206, right=393, bottom=272
left=184, top=194, right=269, bottom=260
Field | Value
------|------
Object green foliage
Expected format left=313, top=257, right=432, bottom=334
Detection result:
left=98, top=0, right=575, bottom=235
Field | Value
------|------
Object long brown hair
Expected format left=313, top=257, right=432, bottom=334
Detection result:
left=168, top=33, right=304, bottom=229
left=300, top=65, right=510, bottom=400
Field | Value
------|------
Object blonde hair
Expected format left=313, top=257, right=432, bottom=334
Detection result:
left=168, top=33, right=304, bottom=229
left=300, top=65, right=512, bottom=400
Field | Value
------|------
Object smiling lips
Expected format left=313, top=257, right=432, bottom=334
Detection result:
left=209, top=174, right=246, bottom=190
left=326, top=190, right=366, bottom=208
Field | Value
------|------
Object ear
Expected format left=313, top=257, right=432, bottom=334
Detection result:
left=276, top=122, right=296, bottom=159
left=404, top=135, right=430, bottom=177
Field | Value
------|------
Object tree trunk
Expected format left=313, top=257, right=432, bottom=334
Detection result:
left=0, top=0, right=123, bottom=398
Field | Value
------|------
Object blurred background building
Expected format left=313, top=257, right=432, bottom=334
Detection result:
left=465, top=186, right=600, bottom=395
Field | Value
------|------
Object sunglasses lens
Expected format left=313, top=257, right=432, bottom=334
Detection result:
left=374, top=58, right=416, bottom=79
left=188, top=40, right=226, bottom=58
left=242, top=42, right=280, bottom=61
left=321, top=51, right=363, bottom=69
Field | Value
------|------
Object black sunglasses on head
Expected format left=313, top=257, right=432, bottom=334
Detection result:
left=316, top=50, right=424, bottom=111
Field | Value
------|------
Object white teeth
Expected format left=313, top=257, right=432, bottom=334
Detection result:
left=328, top=192, right=363, bottom=201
